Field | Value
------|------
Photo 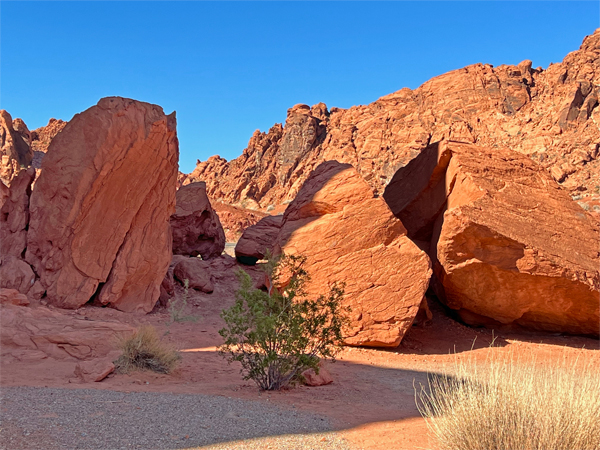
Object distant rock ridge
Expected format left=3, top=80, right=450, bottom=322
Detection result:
left=183, top=29, right=600, bottom=211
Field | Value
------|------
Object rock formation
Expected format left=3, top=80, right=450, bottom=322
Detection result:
left=30, top=118, right=68, bottom=168
left=265, top=161, right=432, bottom=347
left=384, top=141, right=599, bottom=335
left=0, top=167, right=35, bottom=260
left=171, top=181, right=225, bottom=258
left=235, top=215, right=283, bottom=264
left=212, top=201, right=267, bottom=242
left=0, top=110, right=33, bottom=185
left=183, top=30, right=600, bottom=212
left=25, top=97, right=179, bottom=313
left=1, top=297, right=134, bottom=362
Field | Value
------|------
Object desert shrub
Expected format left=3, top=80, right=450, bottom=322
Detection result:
left=218, top=253, right=348, bottom=391
left=168, top=279, right=198, bottom=323
left=416, top=349, right=600, bottom=450
left=114, top=325, right=181, bottom=374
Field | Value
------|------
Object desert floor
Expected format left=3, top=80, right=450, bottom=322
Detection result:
left=1, top=294, right=598, bottom=450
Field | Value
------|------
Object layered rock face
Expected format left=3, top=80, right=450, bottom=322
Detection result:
left=1, top=295, right=134, bottom=362
left=184, top=30, right=600, bottom=209
left=171, top=181, right=225, bottom=259
left=264, top=161, right=432, bottom=347
left=385, top=141, right=599, bottom=335
left=25, top=97, right=179, bottom=313
left=0, top=110, right=34, bottom=185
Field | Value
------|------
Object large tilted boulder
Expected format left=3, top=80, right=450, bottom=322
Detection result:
left=25, top=97, right=179, bottom=313
left=273, top=161, right=432, bottom=347
left=235, top=215, right=283, bottom=264
left=384, top=141, right=600, bottom=335
left=0, top=110, right=33, bottom=185
left=171, top=181, right=225, bottom=259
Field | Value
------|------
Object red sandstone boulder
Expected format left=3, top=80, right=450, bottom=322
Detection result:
left=25, top=97, right=179, bottom=313
left=74, top=358, right=115, bottom=382
left=0, top=167, right=35, bottom=260
left=171, top=182, right=225, bottom=259
left=274, top=161, right=432, bottom=347
left=0, top=257, right=35, bottom=295
left=235, top=215, right=283, bottom=265
left=301, top=363, right=334, bottom=386
left=0, top=288, right=29, bottom=306
left=173, top=257, right=214, bottom=293
left=0, top=111, right=33, bottom=185
left=385, top=141, right=599, bottom=335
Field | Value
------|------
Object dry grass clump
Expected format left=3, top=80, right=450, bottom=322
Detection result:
left=416, top=349, right=600, bottom=450
left=114, top=325, right=180, bottom=374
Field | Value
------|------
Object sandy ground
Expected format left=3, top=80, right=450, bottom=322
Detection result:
left=1, top=286, right=598, bottom=449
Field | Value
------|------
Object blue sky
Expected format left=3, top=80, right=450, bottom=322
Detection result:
left=1, top=2, right=598, bottom=173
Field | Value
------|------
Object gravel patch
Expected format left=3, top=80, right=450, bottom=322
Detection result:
left=0, top=387, right=351, bottom=449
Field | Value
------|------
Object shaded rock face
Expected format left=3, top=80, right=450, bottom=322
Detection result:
left=385, top=141, right=600, bottom=335
left=171, top=181, right=225, bottom=259
left=184, top=30, right=600, bottom=208
left=0, top=167, right=35, bottom=260
left=235, top=215, right=283, bottom=265
left=0, top=110, right=33, bottom=185
left=25, top=97, right=179, bottom=313
left=271, top=161, right=431, bottom=347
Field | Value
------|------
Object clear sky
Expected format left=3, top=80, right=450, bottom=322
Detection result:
left=1, top=1, right=598, bottom=173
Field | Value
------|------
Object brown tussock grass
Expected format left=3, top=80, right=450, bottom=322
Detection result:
left=416, top=347, right=600, bottom=450
left=114, top=325, right=181, bottom=374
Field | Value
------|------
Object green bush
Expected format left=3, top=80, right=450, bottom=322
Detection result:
left=218, top=253, right=348, bottom=390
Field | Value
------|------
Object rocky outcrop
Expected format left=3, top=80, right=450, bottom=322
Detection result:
left=30, top=118, right=68, bottom=169
left=1, top=302, right=134, bottom=362
left=0, top=167, right=35, bottom=260
left=0, top=111, right=33, bottom=185
left=384, top=141, right=599, bottom=335
left=212, top=201, right=266, bottom=242
left=184, top=30, right=600, bottom=210
left=272, top=161, right=431, bottom=347
left=235, top=215, right=283, bottom=264
left=171, top=181, right=225, bottom=259
left=25, top=97, right=179, bottom=313
left=31, top=118, right=67, bottom=153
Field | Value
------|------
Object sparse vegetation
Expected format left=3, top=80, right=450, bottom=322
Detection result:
left=218, top=253, right=348, bottom=391
left=168, top=279, right=198, bottom=323
left=114, top=325, right=181, bottom=374
left=416, top=349, right=600, bottom=450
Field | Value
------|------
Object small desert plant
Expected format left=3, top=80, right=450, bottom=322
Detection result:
left=114, top=325, right=181, bottom=374
left=218, top=253, right=348, bottom=391
left=168, top=279, right=198, bottom=323
left=416, top=349, right=600, bottom=450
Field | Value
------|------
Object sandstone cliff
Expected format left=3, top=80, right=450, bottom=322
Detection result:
left=183, top=30, right=600, bottom=211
